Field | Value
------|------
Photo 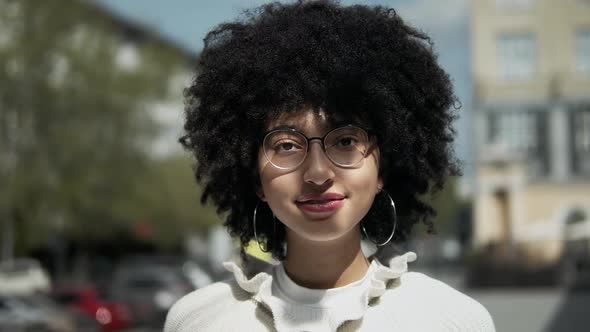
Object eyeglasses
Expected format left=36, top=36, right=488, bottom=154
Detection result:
left=261, top=125, right=375, bottom=170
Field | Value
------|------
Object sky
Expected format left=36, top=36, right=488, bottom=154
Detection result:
left=93, top=0, right=475, bottom=180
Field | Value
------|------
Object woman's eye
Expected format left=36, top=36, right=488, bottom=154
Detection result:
left=337, top=137, right=358, bottom=147
left=274, top=141, right=302, bottom=152
left=280, top=143, right=295, bottom=150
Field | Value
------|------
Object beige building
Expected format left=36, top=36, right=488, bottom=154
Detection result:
left=470, top=0, right=590, bottom=268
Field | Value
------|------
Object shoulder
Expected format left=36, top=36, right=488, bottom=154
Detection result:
left=163, top=280, right=252, bottom=332
left=398, top=271, right=472, bottom=299
left=384, top=272, right=496, bottom=332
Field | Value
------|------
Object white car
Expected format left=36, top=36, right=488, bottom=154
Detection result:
left=0, top=258, right=51, bottom=295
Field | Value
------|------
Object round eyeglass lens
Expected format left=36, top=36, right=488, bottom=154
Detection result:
left=263, top=130, right=308, bottom=169
left=325, top=126, right=369, bottom=166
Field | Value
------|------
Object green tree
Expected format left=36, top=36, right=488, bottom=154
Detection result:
left=123, top=154, right=223, bottom=248
left=0, top=0, right=193, bottom=255
left=414, top=176, right=464, bottom=236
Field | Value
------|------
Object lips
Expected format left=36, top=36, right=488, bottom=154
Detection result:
left=295, top=193, right=346, bottom=215
left=295, top=193, right=346, bottom=204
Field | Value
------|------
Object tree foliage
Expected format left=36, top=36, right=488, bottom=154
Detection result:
left=0, top=0, right=216, bottom=254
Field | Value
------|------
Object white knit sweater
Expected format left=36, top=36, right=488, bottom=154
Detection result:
left=164, top=252, right=495, bottom=332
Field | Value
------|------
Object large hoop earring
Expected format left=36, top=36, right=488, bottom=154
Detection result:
left=253, top=200, right=276, bottom=253
left=362, top=190, right=397, bottom=247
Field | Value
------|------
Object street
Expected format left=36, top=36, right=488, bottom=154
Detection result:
left=468, top=288, right=590, bottom=332
left=426, top=268, right=590, bottom=332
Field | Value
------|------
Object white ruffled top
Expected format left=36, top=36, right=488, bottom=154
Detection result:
left=222, top=252, right=417, bottom=332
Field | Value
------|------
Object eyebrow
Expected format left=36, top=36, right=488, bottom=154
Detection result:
left=267, top=124, right=297, bottom=132
left=266, top=119, right=355, bottom=133
left=332, top=119, right=354, bottom=127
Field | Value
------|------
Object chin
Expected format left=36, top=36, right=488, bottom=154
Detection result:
left=287, top=220, right=360, bottom=243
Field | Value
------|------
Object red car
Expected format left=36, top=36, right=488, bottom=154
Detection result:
left=52, top=283, right=133, bottom=332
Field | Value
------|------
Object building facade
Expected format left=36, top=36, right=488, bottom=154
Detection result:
left=470, top=0, right=590, bottom=268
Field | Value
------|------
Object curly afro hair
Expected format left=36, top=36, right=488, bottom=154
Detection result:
left=181, top=0, right=461, bottom=260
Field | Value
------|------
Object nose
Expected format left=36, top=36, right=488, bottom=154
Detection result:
left=302, top=140, right=335, bottom=186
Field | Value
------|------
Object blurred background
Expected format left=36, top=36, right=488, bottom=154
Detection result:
left=0, top=0, right=588, bottom=331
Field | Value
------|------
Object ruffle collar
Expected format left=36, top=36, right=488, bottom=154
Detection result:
left=222, top=252, right=417, bottom=332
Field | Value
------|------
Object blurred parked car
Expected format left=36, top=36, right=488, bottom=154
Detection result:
left=0, top=293, right=99, bottom=332
left=0, top=294, right=44, bottom=332
left=0, top=258, right=51, bottom=295
left=52, top=283, right=132, bottom=332
left=110, top=258, right=193, bottom=327
left=561, top=217, right=590, bottom=288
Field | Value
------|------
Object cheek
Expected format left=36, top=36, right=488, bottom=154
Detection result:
left=257, top=150, right=275, bottom=197
left=260, top=176, right=302, bottom=225
left=351, top=155, right=380, bottom=189
left=257, top=148, right=266, bottom=174
left=348, top=160, right=381, bottom=216
left=257, top=151, right=298, bottom=202
left=262, top=173, right=299, bottom=199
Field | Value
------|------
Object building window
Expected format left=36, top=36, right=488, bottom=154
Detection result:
left=487, top=111, right=548, bottom=174
left=490, top=112, right=538, bottom=152
left=495, top=0, right=532, bottom=6
left=571, top=109, right=590, bottom=175
left=565, top=209, right=587, bottom=225
left=496, top=32, right=536, bottom=80
left=576, top=29, right=590, bottom=76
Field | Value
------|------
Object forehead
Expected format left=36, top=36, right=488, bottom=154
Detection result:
left=264, top=107, right=368, bottom=133
left=265, top=108, right=328, bottom=131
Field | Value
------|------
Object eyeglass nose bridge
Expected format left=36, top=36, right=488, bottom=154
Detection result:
left=303, top=136, right=329, bottom=161
left=306, top=136, right=325, bottom=149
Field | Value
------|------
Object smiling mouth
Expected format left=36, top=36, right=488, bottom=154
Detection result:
left=295, top=198, right=345, bottom=214
left=296, top=198, right=344, bottom=204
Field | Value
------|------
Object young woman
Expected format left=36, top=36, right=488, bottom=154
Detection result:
left=165, top=1, right=495, bottom=331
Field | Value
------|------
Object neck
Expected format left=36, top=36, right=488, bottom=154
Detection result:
left=284, top=225, right=370, bottom=289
